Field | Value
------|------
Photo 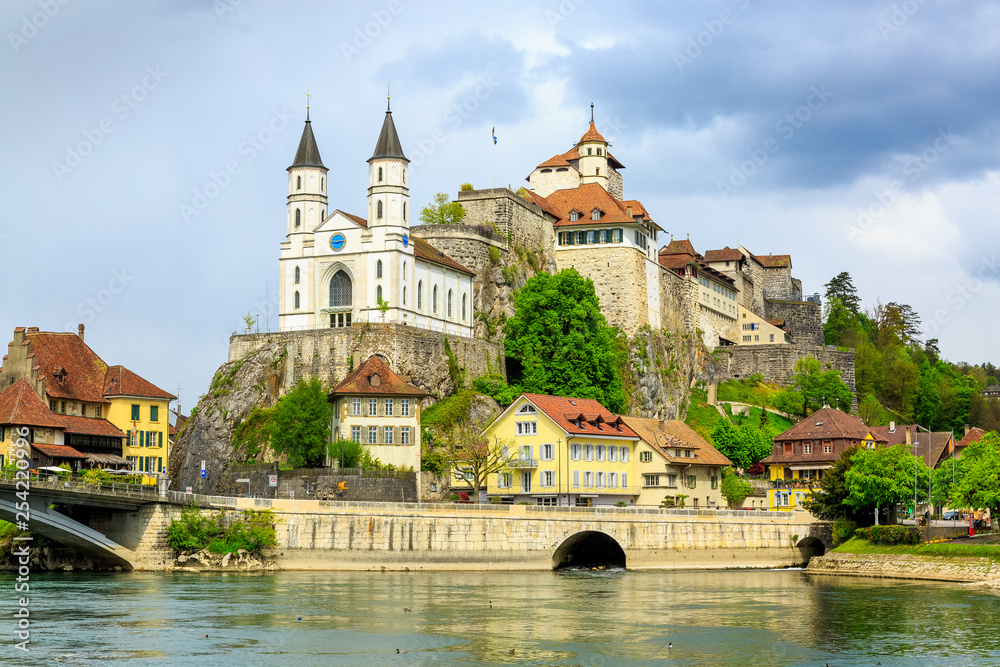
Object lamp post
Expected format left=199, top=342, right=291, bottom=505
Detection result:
left=914, top=424, right=932, bottom=534
left=557, top=438, right=562, bottom=507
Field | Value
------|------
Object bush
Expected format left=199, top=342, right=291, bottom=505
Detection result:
left=488, top=246, right=501, bottom=265
left=831, top=519, right=857, bottom=547
left=167, top=505, right=280, bottom=557
left=854, top=525, right=919, bottom=545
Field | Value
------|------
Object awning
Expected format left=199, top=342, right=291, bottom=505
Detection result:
left=578, top=494, right=599, bottom=498
left=789, top=464, right=833, bottom=471
left=85, top=452, right=130, bottom=465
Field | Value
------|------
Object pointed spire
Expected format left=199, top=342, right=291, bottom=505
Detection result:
left=288, top=110, right=326, bottom=171
left=370, top=100, right=408, bottom=162
left=590, top=101, right=594, bottom=123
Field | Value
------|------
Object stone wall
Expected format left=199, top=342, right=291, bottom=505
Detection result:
left=764, top=299, right=824, bottom=345
left=556, top=246, right=650, bottom=336
left=89, top=503, right=180, bottom=571
left=761, top=266, right=794, bottom=301
left=241, top=468, right=417, bottom=503
left=411, top=223, right=505, bottom=278
left=659, top=268, right=697, bottom=334
left=456, top=187, right=551, bottom=252
left=720, top=343, right=856, bottom=393
left=228, top=323, right=503, bottom=396
left=696, top=305, right=739, bottom=348
left=808, top=552, right=1000, bottom=583
left=608, top=167, right=623, bottom=199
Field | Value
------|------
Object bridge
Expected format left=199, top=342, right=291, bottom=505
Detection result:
left=0, top=472, right=832, bottom=571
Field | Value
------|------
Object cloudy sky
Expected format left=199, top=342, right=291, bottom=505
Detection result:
left=3, top=0, right=998, bottom=413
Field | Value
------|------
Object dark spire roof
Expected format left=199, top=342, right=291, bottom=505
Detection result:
left=370, top=102, right=408, bottom=162
left=288, top=118, right=326, bottom=171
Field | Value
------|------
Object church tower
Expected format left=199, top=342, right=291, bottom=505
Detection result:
left=367, top=97, right=410, bottom=230
left=578, top=103, right=609, bottom=191
left=287, top=106, right=328, bottom=236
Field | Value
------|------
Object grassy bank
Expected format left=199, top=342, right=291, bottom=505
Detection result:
left=835, top=537, right=1000, bottom=561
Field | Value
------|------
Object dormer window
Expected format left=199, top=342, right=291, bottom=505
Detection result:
left=569, top=211, right=579, bottom=222
left=592, top=209, right=600, bottom=221
left=370, top=374, right=381, bottom=388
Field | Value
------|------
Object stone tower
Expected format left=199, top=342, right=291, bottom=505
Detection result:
left=577, top=104, right=610, bottom=191
left=367, top=97, right=410, bottom=230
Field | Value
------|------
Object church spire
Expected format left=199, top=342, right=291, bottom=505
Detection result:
left=370, top=103, right=408, bottom=162
left=289, top=112, right=325, bottom=170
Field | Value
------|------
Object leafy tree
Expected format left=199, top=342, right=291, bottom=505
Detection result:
left=269, top=378, right=331, bottom=468
left=720, top=469, right=754, bottom=508
left=857, top=395, right=887, bottom=427
left=802, top=445, right=868, bottom=523
left=441, top=417, right=514, bottom=500
left=824, top=272, right=861, bottom=314
left=504, top=269, right=627, bottom=413
left=419, top=193, right=466, bottom=224
left=844, top=444, right=928, bottom=523
left=791, top=357, right=853, bottom=415
left=710, top=419, right=773, bottom=469
left=950, top=432, right=1000, bottom=517
left=824, top=297, right=862, bottom=346
left=459, top=182, right=474, bottom=191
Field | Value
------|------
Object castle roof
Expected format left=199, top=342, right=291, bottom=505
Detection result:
left=704, top=246, right=745, bottom=263
left=527, top=183, right=662, bottom=231
left=773, top=406, right=876, bottom=443
left=103, top=365, right=176, bottom=400
left=288, top=119, right=326, bottom=170
left=622, top=416, right=731, bottom=467
left=579, top=121, right=606, bottom=144
left=329, top=355, right=427, bottom=397
left=370, top=106, right=408, bottom=162
left=0, top=378, right=64, bottom=429
left=662, top=238, right=698, bottom=256
left=753, top=253, right=791, bottom=268
left=657, top=252, right=697, bottom=271
left=20, top=330, right=111, bottom=404
left=535, top=154, right=575, bottom=169
left=957, top=427, right=987, bottom=449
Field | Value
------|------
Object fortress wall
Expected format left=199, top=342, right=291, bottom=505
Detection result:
left=555, top=246, right=650, bottom=336
left=720, top=343, right=856, bottom=393
left=764, top=299, right=824, bottom=346
left=456, top=188, right=551, bottom=252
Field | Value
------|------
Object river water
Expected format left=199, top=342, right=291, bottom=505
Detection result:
left=3, top=568, right=999, bottom=666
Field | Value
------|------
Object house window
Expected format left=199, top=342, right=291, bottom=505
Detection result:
left=294, top=266, right=300, bottom=284
left=666, top=474, right=677, bottom=487
left=783, top=443, right=792, bottom=455
left=541, top=443, right=553, bottom=461
left=596, top=472, right=605, bottom=488
left=498, top=472, right=512, bottom=488
left=462, top=294, right=467, bottom=321
left=400, top=399, right=410, bottom=417
left=804, top=444, right=812, bottom=454
left=570, top=444, right=581, bottom=460
left=385, top=399, right=394, bottom=416
left=351, top=426, right=361, bottom=442
left=622, top=472, right=628, bottom=489
left=596, top=445, right=606, bottom=461
left=150, top=406, right=159, bottom=422
left=95, top=405, right=101, bottom=418
left=584, top=471, right=593, bottom=488
left=294, top=291, right=300, bottom=309
left=592, top=209, right=600, bottom=221
left=384, top=427, right=394, bottom=444
left=447, top=290, right=453, bottom=319
left=620, top=447, right=629, bottom=462
left=542, top=471, right=554, bottom=487
left=572, top=470, right=580, bottom=488
left=368, top=427, right=378, bottom=445
left=295, top=209, right=301, bottom=226
left=368, top=398, right=378, bottom=416
left=824, top=443, right=832, bottom=454
left=352, top=398, right=362, bottom=415
left=433, top=286, right=438, bottom=314
left=609, top=446, right=618, bottom=462
left=376, top=260, right=383, bottom=279
left=644, top=474, right=660, bottom=487
left=608, top=472, right=617, bottom=488
left=516, top=421, right=537, bottom=436
left=584, top=445, right=594, bottom=461
left=587, top=147, right=593, bottom=156
left=770, top=334, right=775, bottom=342
left=417, top=281, right=423, bottom=310
left=711, top=475, right=719, bottom=489
left=687, top=475, right=697, bottom=488
left=131, top=404, right=140, bottom=420
left=639, top=451, right=652, bottom=463
left=400, top=427, right=410, bottom=445
left=522, top=472, right=532, bottom=492
left=569, top=211, right=579, bottom=222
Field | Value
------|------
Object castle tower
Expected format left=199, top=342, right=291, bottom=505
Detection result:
left=578, top=103, right=609, bottom=191
left=367, top=97, right=410, bottom=229
left=287, top=106, right=328, bottom=236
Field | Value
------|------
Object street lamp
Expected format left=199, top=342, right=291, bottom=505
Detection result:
left=913, top=424, right=932, bottom=531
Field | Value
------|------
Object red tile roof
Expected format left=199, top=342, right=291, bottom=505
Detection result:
left=31, top=443, right=88, bottom=459
left=329, top=355, right=428, bottom=397
left=622, top=416, right=731, bottom=466
left=753, top=253, right=791, bottom=268
left=0, top=378, right=64, bottom=429
left=536, top=154, right=575, bottom=169
left=519, top=393, right=638, bottom=439
left=658, top=252, right=697, bottom=271
left=339, top=210, right=369, bottom=228
left=103, top=365, right=175, bottom=400
left=528, top=183, right=662, bottom=231
left=59, top=414, right=126, bottom=438
left=410, top=236, right=475, bottom=275
left=23, top=332, right=110, bottom=404
left=661, top=239, right=698, bottom=256
left=773, top=406, right=877, bottom=443
left=704, top=246, right=745, bottom=263
left=957, top=427, right=987, bottom=449
left=579, top=121, right=606, bottom=144
left=911, top=431, right=954, bottom=469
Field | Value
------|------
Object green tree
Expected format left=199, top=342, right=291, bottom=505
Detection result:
left=419, top=193, right=466, bottom=224
left=720, top=468, right=755, bottom=508
left=803, top=445, right=872, bottom=523
left=844, top=444, right=927, bottom=522
left=950, top=432, right=1000, bottom=516
left=269, top=378, right=331, bottom=467
left=824, top=272, right=861, bottom=314
left=504, top=269, right=627, bottom=412
left=710, top=419, right=773, bottom=469
left=857, top=395, right=887, bottom=427
left=791, top=357, right=853, bottom=415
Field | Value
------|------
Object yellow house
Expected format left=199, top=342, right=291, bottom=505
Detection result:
left=736, top=304, right=792, bottom=345
left=104, top=365, right=175, bottom=483
left=484, top=393, right=639, bottom=506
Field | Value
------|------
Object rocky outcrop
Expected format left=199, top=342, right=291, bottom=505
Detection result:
left=625, top=327, right=718, bottom=420
left=174, top=548, right=272, bottom=572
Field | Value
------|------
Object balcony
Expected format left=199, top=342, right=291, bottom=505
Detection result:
left=508, top=458, right=538, bottom=469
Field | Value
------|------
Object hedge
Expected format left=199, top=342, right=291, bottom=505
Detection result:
left=854, top=525, right=920, bottom=545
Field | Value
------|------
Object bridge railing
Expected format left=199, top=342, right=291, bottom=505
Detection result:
left=0, top=469, right=161, bottom=500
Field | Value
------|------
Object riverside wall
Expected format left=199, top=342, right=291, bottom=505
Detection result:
left=113, top=500, right=827, bottom=572
left=807, top=552, right=1000, bottom=583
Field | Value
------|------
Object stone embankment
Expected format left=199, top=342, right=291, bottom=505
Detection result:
left=174, top=548, right=273, bottom=572
left=807, top=552, right=1000, bottom=583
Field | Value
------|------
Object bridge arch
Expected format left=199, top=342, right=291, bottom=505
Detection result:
left=795, top=536, right=826, bottom=564
left=552, top=530, right=626, bottom=570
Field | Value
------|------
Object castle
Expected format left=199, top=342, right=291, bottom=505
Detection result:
left=259, top=98, right=851, bottom=397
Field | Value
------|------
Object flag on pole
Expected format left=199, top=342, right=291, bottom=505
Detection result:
left=132, top=421, right=137, bottom=447
left=492, top=127, right=497, bottom=144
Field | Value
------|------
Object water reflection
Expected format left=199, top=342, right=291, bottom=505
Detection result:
left=3, top=569, right=1000, bottom=666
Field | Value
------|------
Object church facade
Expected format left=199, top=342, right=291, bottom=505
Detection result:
left=278, top=104, right=474, bottom=337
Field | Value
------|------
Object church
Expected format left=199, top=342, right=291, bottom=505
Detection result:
left=278, top=101, right=474, bottom=337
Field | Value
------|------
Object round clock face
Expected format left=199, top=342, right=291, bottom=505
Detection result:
left=402, top=234, right=409, bottom=248
left=330, top=233, right=346, bottom=252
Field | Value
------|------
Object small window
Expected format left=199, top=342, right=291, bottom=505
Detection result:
left=294, top=266, right=300, bottom=284
left=587, top=147, right=593, bottom=156
left=384, top=426, right=394, bottom=444
left=352, top=398, right=362, bottom=415
left=403, top=286, right=407, bottom=305
left=462, top=294, right=467, bottom=321
left=294, top=291, right=300, bottom=309
left=296, top=175, right=301, bottom=190
left=541, top=443, right=553, bottom=461
left=417, top=281, right=423, bottom=310
left=400, top=427, right=410, bottom=445
left=321, top=177, right=325, bottom=191
left=569, top=211, right=579, bottom=222
left=385, top=399, right=393, bottom=416
left=402, top=261, right=407, bottom=280
left=592, top=209, right=600, bottom=221
left=447, top=289, right=453, bottom=319
left=377, top=200, right=383, bottom=219
left=368, top=426, right=378, bottom=445
left=403, top=169, right=406, bottom=184
left=368, top=398, right=378, bottom=416
left=401, top=399, right=410, bottom=416
left=150, top=405, right=159, bottom=422
left=295, top=209, right=301, bottom=227
left=571, top=444, right=581, bottom=460
left=378, top=167, right=383, bottom=182
left=351, top=425, right=361, bottom=442
left=376, top=260, right=383, bottom=279
left=376, top=285, right=382, bottom=302
left=597, top=148, right=603, bottom=156
left=131, top=404, right=140, bottom=420
left=433, top=286, right=439, bottom=314
left=403, top=202, right=407, bottom=221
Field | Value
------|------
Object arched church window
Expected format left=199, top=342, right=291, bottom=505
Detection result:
left=321, top=209, right=325, bottom=220
left=297, top=175, right=302, bottom=190
left=447, top=290, right=453, bottom=319
left=294, top=291, right=300, bottom=309
left=321, top=177, right=325, bottom=191
left=462, top=294, right=467, bottom=321
left=378, top=167, right=383, bottom=182
left=377, top=200, right=383, bottom=219
left=377, top=285, right=383, bottom=302
left=329, top=270, right=352, bottom=308
left=403, top=202, right=407, bottom=222
left=376, top=260, right=383, bottom=278
left=294, top=267, right=300, bottom=284
left=402, top=261, right=407, bottom=280
left=295, top=209, right=301, bottom=226
left=433, top=286, right=439, bottom=314
left=403, top=286, right=407, bottom=305
left=403, top=169, right=406, bottom=184
left=417, top=281, right=423, bottom=310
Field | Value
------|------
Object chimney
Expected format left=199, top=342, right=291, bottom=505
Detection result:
left=77, top=323, right=85, bottom=342
left=905, top=427, right=912, bottom=446
left=889, top=421, right=895, bottom=433
left=352, top=349, right=361, bottom=370
left=965, top=424, right=971, bottom=437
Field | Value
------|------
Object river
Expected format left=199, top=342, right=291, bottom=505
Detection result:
left=3, top=569, right=999, bottom=666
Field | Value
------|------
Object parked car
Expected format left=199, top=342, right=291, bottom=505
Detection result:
left=942, top=510, right=962, bottom=520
